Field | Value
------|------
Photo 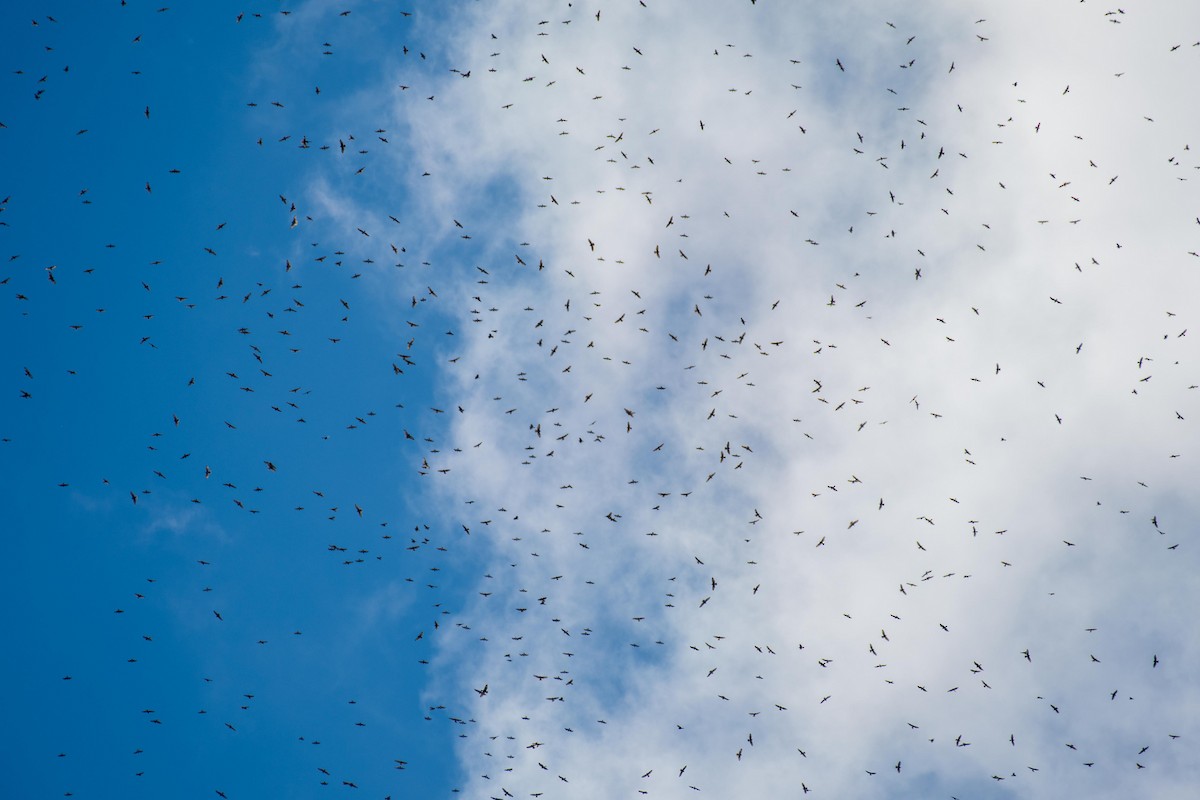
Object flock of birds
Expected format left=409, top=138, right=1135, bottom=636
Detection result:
left=4, top=1, right=1199, bottom=798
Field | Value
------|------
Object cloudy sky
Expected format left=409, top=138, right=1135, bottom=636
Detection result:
left=4, top=1, right=1199, bottom=798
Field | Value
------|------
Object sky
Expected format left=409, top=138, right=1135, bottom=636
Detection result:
left=3, top=1, right=1199, bottom=799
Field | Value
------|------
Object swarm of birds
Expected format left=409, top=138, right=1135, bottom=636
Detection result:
left=4, top=2, right=1198, bottom=799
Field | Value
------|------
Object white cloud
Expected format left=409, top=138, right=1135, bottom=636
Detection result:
left=303, top=1, right=1200, bottom=796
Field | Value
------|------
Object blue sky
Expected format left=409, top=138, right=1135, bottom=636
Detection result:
left=4, top=1, right=1200, bottom=799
